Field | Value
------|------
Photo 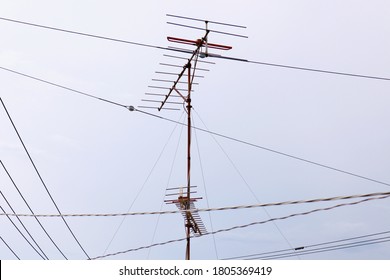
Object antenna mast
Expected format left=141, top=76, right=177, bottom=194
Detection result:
left=140, top=14, right=246, bottom=260
left=160, top=35, right=208, bottom=260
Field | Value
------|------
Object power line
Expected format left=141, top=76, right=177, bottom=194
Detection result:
left=0, top=160, right=65, bottom=259
left=0, top=190, right=49, bottom=259
left=206, top=53, right=390, bottom=82
left=260, top=237, right=390, bottom=260
left=0, top=235, right=20, bottom=260
left=90, top=194, right=390, bottom=259
left=0, top=98, right=90, bottom=259
left=0, top=66, right=127, bottom=108
left=0, top=16, right=166, bottom=51
left=1, top=64, right=389, bottom=189
left=2, top=62, right=390, bottom=190
left=223, top=229, right=390, bottom=260
left=137, top=109, right=390, bottom=189
left=1, top=16, right=389, bottom=81
left=208, top=195, right=390, bottom=236
left=247, top=59, right=390, bottom=81
left=2, top=191, right=388, bottom=218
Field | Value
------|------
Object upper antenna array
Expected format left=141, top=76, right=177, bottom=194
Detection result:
left=138, top=14, right=247, bottom=111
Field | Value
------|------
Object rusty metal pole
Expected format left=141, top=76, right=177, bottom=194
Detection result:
left=185, top=62, right=192, bottom=260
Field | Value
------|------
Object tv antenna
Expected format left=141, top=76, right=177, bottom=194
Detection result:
left=140, top=14, right=246, bottom=260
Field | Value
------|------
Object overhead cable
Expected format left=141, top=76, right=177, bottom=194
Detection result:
left=0, top=236, right=20, bottom=260
left=223, top=229, right=390, bottom=260
left=207, top=53, right=390, bottom=82
left=0, top=16, right=166, bottom=51
left=0, top=16, right=389, bottom=81
left=0, top=189, right=49, bottom=259
left=0, top=66, right=127, bottom=108
left=138, top=108, right=390, bottom=189
left=260, top=237, right=390, bottom=260
left=1, top=65, right=389, bottom=189
left=1, top=160, right=64, bottom=259
left=0, top=98, right=90, bottom=259
left=89, top=194, right=390, bottom=259
left=2, top=191, right=388, bottom=218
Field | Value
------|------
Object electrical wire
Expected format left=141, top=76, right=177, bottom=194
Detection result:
left=90, top=194, right=390, bottom=259
left=136, top=109, right=390, bottom=189
left=0, top=16, right=166, bottom=51
left=0, top=160, right=66, bottom=259
left=0, top=235, right=20, bottom=260
left=260, top=237, right=390, bottom=260
left=207, top=53, right=390, bottom=82
left=2, top=191, right=389, bottom=218
left=223, top=229, right=390, bottom=260
left=0, top=98, right=89, bottom=259
left=1, top=62, right=389, bottom=190
left=0, top=66, right=127, bottom=108
left=0, top=190, right=49, bottom=259
left=0, top=16, right=389, bottom=81
left=1, top=65, right=389, bottom=189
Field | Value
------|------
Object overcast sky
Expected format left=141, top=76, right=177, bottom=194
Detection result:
left=1, top=0, right=390, bottom=260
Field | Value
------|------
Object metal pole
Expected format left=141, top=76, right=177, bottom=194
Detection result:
left=185, top=62, right=192, bottom=260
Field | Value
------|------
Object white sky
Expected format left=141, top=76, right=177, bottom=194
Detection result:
left=0, top=0, right=390, bottom=260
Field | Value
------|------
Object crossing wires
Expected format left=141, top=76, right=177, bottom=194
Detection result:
left=0, top=191, right=389, bottom=218
left=0, top=160, right=65, bottom=259
left=0, top=98, right=90, bottom=259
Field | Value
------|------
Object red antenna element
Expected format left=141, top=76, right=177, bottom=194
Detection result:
left=167, top=37, right=232, bottom=50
